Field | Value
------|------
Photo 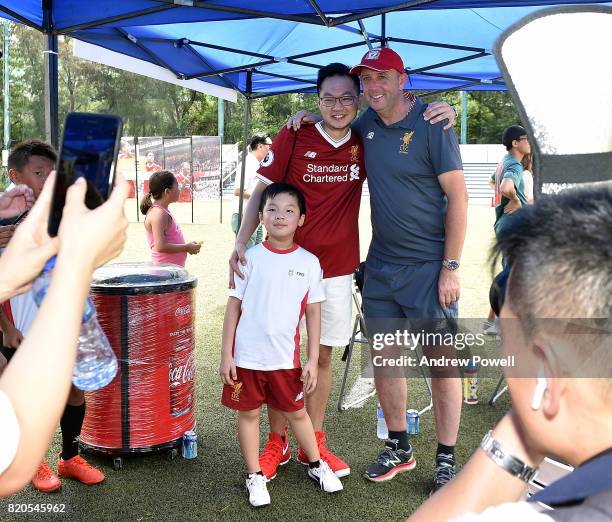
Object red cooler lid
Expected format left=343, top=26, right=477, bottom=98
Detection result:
left=91, top=262, right=197, bottom=295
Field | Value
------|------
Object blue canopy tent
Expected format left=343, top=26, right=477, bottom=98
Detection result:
left=1, top=0, right=610, bottom=146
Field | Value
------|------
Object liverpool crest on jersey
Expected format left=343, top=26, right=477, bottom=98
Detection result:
left=399, top=131, right=414, bottom=154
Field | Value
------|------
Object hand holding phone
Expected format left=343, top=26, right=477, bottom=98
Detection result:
left=48, top=113, right=123, bottom=237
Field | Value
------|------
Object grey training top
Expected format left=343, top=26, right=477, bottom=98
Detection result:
left=353, top=98, right=463, bottom=264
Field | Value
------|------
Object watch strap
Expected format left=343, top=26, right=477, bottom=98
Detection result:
left=480, top=431, right=538, bottom=483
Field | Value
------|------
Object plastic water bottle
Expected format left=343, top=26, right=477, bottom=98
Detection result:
left=32, top=257, right=118, bottom=391
left=376, top=404, right=388, bottom=439
left=463, top=358, right=479, bottom=404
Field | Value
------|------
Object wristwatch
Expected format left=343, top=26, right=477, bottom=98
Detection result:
left=442, top=259, right=460, bottom=271
left=480, top=431, right=538, bottom=483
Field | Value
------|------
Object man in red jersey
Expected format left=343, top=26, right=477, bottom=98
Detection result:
left=229, top=63, right=455, bottom=481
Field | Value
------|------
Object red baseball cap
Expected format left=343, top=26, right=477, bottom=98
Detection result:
left=350, top=47, right=405, bottom=75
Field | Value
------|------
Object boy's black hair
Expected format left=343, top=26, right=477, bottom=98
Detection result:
left=8, top=140, right=57, bottom=171
left=317, top=63, right=360, bottom=96
left=250, top=133, right=271, bottom=151
left=501, top=125, right=527, bottom=151
left=258, top=182, right=307, bottom=215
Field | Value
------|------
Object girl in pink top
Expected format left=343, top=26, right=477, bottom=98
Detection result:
left=140, top=170, right=201, bottom=267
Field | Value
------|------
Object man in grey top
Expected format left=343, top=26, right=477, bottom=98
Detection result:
left=349, top=48, right=468, bottom=493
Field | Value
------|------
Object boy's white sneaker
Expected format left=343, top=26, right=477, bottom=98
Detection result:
left=246, top=472, right=270, bottom=507
left=308, top=460, right=343, bottom=493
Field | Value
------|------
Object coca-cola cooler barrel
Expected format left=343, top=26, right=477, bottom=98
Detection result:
left=80, top=263, right=197, bottom=459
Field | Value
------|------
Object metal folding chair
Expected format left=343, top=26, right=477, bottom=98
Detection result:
left=337, top=263, right=433, bottom=416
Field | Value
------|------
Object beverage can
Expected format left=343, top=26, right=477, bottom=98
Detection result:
left=182, top=430, right=198, bottom=459
left=406, top=409, right=420, bottom=435
left=463, top=359, right=479, bottom=404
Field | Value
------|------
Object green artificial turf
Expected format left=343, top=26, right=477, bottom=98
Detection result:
left=0, top=201, right=510, bottom=521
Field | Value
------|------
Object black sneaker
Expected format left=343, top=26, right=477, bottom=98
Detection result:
left=430, top=461, right=456, bottom=495
left=364, top=440, right=417, bottom=482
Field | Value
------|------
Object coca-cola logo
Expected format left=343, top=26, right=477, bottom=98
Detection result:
left=169, top=356, right=195, bottom=386
left=175, top=305, right=192, bottom=316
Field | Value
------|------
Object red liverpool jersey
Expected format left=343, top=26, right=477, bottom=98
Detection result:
left=256, top=122, right=366, bottom=278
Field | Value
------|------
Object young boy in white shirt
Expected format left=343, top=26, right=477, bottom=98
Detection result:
left=220, top=182, right=343, bottom=507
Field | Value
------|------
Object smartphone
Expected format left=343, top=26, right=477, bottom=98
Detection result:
left=48, top=112, right=123, bottom=237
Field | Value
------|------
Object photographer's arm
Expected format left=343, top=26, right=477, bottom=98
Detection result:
left=408, top=413, right=544, bottom=521
left=0, top=175, right=128, bottom=496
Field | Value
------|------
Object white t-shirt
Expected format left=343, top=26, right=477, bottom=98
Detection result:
left=0, top=247, right=38, bottom=336
left=0, top=390, right=20, bottom=475
left=7, top=290, right=38, bottom=336
left=229, top=242, right=325, bottom=370
left=233, top=153, right=261, bottom=214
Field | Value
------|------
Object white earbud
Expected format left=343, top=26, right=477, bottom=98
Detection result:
left=531, top=368, right=548, bottom=411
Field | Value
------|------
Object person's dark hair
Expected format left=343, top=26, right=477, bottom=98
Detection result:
left=258, top=182, right=307, bottom=215
left=502, top=125, right=527, bottom=151
left=140, top=170, right=176, bottom=215
left=492, top=184, right=611, bottom=337
left=249, top=133, right=270, bottom=151
left=8, top=140, right=57, bottom=171
left=317, top=63, right=360, bottom=96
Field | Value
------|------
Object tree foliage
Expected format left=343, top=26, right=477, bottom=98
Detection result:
left=1, top=23, right=520, bottom=150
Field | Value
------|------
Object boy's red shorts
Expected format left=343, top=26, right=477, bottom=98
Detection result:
left=221, top=367, right=304, bottom=412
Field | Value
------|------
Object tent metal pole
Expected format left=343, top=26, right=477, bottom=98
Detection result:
left=0, top=6, right=42, bottom=32
left=237, top=70, right=252, bottom=232
left=3, top=20, right=10, bottom=153
left=358, top=20, right=373, bottom=50
left=460, top=91, right=468, bottom=144
left=43, top=0, right=59, bottom=149
left=409, top=52, right=489, bottom=74
left=218, top=99, right=224, bottom=224
left=253, top=69, right=316, bottom=85
left=190, top=136, right=194, bottom=224
left=153, top=1, right=326, bottom=26
left=116, top=28, right=183, bottom=78
left=388, top=36, right=487, bottom=53
left=56, top=6, right=177, bottom=34
left=308, top=0, right=329, bottom=26
left=329, top=0, right=438, bottom=26
left=181, top=43, right=236, bottom=90
left=381, top=14, right=387, bottom=46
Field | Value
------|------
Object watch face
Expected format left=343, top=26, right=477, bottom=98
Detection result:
left=446, top=260, right=460, bottom=270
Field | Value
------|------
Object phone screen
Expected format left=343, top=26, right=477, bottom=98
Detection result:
left=48, top=112, right=123, bottom=237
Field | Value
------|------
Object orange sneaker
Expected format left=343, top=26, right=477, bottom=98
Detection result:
left=297, top=431, right=350, bottom=477
left=259, top=427, right=290, bottom=480
left=31, top=461, right=61, bottom=493
left=57, top=455, right=105, bottom=485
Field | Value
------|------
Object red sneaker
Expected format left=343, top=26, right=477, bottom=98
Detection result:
left=297, top=431, right=350, bottom=477
left=259, top=428, right=290, bottom=480
left=57, top=455, right=105, bottom=485
left=31, top=461, right=61, bottom=493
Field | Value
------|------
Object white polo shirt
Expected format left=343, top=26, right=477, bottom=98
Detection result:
left=0, top=390, right=19, bottom=475
left=229, top=242, right=325, bottom=370
left=233, top=153, right=261, bottom=214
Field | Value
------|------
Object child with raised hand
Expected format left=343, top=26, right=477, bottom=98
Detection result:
left=220, top=182, right=343, bottom=508
left=140, top=170, right=201, bottom=267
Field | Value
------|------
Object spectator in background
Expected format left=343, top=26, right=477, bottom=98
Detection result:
left=231, top=134, right=272, bottom=248
left=140, top=170, right=202, bottom=267
left=493, top=125, right=531, bottom=237
left=521, top=153, right=534, bottom=204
